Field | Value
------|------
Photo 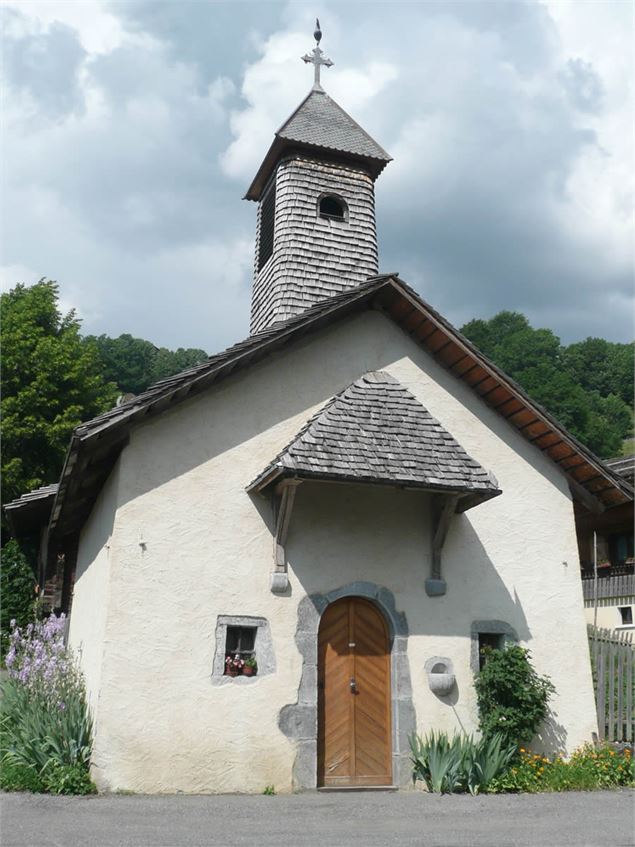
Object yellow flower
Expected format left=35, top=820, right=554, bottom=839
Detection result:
left=543, top=758, right=549, bottom=763
left=519, top=748, right=525, bottom=753
left=538, top=768, right=544, bottom=773
left=609, top=751, right=615, bottom=756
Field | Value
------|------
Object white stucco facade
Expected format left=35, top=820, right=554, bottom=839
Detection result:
left=68, top=310, right=598, bottom=793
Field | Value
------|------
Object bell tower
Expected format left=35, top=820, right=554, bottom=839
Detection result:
left=246, top=21, right=392, bottom=335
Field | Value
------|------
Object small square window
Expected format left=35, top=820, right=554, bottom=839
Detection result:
left=212, top=616, right=273, bottom=683
left=619, top=607, right=633, bottom=626
left=478, top=633, right=503, bottom=670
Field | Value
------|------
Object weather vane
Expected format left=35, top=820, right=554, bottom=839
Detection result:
left=301, top=18, right=333, bottom=90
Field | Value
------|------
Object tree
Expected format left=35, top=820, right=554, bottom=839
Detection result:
left=85, top=334, right=208, bottom=395
left=1, top=280, right=118, bottom=510
left=461, top=312, right=633, bottom=458
left=83, top=333, right=158, bottom=396
left=0, top=540, right=36, bottom=659
left=563, top=338, right=634, bottom=408
left=150, top=346, right=209, bottom=386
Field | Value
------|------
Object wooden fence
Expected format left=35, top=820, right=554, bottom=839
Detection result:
left=588, top=625, right=634, bottom=743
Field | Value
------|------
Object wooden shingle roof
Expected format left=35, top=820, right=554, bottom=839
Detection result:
left=278, top=89, right=391, bottom=163
left=248, top=371, right=501, bottom=507
left=245, top=89, right=391, bottom=201
left=41, top=274, right=632, bottom=541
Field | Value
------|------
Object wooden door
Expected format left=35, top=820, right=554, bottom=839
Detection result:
left=317, top=597, right=392, bottom=786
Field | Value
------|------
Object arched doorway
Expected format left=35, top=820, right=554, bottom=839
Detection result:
left=317, top=597, right=392, bottom=787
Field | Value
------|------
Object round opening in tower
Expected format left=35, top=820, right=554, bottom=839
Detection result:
left=318, top=195, right=347, bottom=222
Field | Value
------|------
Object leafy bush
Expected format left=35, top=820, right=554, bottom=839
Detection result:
left=0, top=615, right=95, bottom=794
left=488, top=745, right=634, bottom=793
left=0, top=761, right=44, bottom=792
left=0, top=541, right=36, bottom=661
left=410, top=730, right=515, bottom=794
left=42, top=762, right=97, bottom=795
left=474, top=645, right=555, bottom=747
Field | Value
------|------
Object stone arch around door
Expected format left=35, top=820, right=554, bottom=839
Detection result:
left=278, top=582, right=416, bottom=790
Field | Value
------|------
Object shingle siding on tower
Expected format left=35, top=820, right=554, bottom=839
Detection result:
left=250, top=155, right=378, bottom=334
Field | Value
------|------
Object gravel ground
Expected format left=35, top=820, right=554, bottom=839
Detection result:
left=2, top=789, right=634, bottom=847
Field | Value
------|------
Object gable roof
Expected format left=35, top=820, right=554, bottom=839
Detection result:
left=245, top=88, right=392, bottom=201
left=44, top=274, right=632, bottom=542
left=248, top=371, right=501, bottom=508
left=4, top=484, right=59, bottom=537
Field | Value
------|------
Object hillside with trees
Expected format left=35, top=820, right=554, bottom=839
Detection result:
left=460, top=312, right=633, bottom=459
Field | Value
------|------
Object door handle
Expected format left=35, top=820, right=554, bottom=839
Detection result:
left=349, top=677, right=357, bottom=694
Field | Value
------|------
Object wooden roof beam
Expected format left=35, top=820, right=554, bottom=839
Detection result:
left=270, top=479, right=302, bottom=594
left=425, top=494, right=460, bottom=598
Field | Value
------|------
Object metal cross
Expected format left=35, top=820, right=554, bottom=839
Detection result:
left=301, top=18, right=333, bottom=90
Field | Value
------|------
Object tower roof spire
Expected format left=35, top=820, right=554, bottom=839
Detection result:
left=301, top=17, right=333, bottom=91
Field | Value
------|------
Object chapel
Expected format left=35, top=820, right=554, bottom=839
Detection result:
left=5, top=23, right=633, bottom=793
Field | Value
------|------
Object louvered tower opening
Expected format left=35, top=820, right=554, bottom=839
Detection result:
left=258, top=181, right=276, bottom=271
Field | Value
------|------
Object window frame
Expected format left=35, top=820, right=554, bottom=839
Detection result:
left=211, top=615, right=276, bottom=684
left=470, top=620, right=518, bottom=674
left=317, top=193, right=348, bottom=223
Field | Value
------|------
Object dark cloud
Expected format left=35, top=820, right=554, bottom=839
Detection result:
left=1, top=9, right=87, bottom=119
left=107, top=0, right=284, bottom=89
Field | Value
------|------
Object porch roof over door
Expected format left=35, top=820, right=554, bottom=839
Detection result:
left=247, top=371, right=501, bottom=511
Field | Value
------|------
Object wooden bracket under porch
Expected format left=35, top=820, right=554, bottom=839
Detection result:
left=270, top=478, right=302, bottom=593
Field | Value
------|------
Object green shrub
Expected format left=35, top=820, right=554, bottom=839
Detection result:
left=474, top=645, right=555, bottom=747
left=488, top=744, right=634, bottom=793
left=1, top=679, right=92, bottom=774
left=409, top=730, right=515, bottom=794
left=42, top=762, right=97, bottom=795
left=0, top=760, right=44, bottom=792
left=0, top=541, right=36, bottom=661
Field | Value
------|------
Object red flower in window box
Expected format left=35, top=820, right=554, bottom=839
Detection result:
left=225, top=654, right=245, bottom=676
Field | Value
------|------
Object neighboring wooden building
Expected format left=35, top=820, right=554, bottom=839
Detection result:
left=577, top=456, right=634, bottom=632
left=5, top=29, right=633, bottom=793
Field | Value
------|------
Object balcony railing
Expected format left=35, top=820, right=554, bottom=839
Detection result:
left=581, top=564, right=635, bottom=601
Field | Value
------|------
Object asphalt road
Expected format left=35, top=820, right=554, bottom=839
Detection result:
left=2, top=789, right=634, bottom=847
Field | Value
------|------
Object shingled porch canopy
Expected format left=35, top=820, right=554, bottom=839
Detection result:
left=247, top=371, right=501, bottom=595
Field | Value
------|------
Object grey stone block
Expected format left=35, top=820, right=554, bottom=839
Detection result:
left=279, top=704, right=317, bottom=741
left=425, top=578, right=447, bottom=597
left=270, top=571, right=289, bottom=593
left=293, top=740, right=318, bottom=791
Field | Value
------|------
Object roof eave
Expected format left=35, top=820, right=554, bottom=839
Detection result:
left=244, top=136, right=391, bottom=202
left=47, top=273, right=632, bottom=541
left=247, top=465, right=502, bottom=510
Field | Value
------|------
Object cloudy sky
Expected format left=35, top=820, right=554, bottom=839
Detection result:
left=2, top=0, right=633, bottom=352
